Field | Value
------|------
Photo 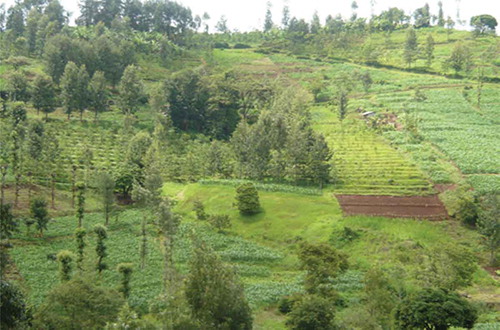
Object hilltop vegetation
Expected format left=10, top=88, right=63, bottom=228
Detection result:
left=0, top=0, right=499, bottom=329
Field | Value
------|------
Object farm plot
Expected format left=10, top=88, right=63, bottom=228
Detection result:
left=46, top=121, right=124, bottom=183
left=10, top=209, right=302, bottom=313
left=409, top=89, right=499, bottom=175
left=311, top=106, right=433, bottom=195
left=336, top=194, right=448, bottom=220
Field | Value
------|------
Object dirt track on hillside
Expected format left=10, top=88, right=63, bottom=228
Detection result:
left=336, top=194, right=448, bottom=220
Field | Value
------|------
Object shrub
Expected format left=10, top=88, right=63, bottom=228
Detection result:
left=278, top=294, right=302, bottom=314
left=213, top=42, right=229, bottom=49
left=208, top=214, right=231, bottom=233
left=233, top=43, right=251, bottom=49
left=286, top=294, right=336, bottom=330
left=34, top=277, right=124, bottom=329
left=235, top=183, right=261, bottom=215
left=395, top=288, right=477, bottom=330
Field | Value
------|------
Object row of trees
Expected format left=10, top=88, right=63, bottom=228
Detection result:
left=3, top=61, right=144, bottom=120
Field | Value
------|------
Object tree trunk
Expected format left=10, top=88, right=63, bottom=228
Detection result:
left=0, top=169, right=7, bottom=206
left=71, top=167, right=76, bottom=208
left=51, top=173, right=56, bottom=209
left=14, top=173, right=21, bottom=208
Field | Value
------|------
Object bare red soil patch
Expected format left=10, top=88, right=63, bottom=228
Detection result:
left=336, top=194, right=448, bottom=220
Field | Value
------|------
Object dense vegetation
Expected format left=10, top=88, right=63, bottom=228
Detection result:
left=0, top=0, right=498, bottom=329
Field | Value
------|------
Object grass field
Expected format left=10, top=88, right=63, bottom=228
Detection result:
left=8, top=181, right=499, bottom=327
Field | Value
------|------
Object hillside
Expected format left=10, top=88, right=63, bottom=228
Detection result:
left=0, top=2, right=499, bottom=329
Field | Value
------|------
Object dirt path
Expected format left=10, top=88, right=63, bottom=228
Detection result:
left=336, top=194, right=449, bottom=220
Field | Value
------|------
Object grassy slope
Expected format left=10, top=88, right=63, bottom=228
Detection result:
left=10, top=181, right=498, bottom=326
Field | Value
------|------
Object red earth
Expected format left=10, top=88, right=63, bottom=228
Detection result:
left=335, top=194, right=449, bottom=220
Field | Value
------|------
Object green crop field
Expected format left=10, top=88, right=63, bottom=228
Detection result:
left=11, top=182, right=498, bottom=327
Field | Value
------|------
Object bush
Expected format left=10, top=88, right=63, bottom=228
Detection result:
left=456, top=194, right=479, bottom=226
left=235, top=183, right=261, bottom=215
left=233, top=43, right=251, bottom=49
left=286, top=294, right=336, bottom=330
left=213, top=42, right=230, bottom=49
left=395, top=288, right=477, bottom=330
left=278, top=294, right=302, bottom=314
left=34, top=277, right=124, bottom=329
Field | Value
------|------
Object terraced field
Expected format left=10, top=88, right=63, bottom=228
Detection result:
left=44, top=121, right=124, bottom=183
left=311, top=106, right=433, bottom=195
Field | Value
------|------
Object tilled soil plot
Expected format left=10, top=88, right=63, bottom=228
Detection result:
left=336, top=195, right=449, bottom=220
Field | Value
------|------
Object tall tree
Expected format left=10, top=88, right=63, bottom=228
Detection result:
left=95, top=172, right=115, bottom=226
left=87, top=71, right=108, bottom=121
left=44, top=0, right=66, bottom=31
left=0, top=204, right=17, bottom=240
left=75, top=227, right=86, bottom=270
left=263, top=1, right=273, bottom=32
left=94, top=224, right=108, bottom=273
left=478, top=195, right=500, bottom=266
left=445, top=43, right=472, bottom=75
left=77, top=0, right=99, bottom=26
left=470, top=14, right=498, bottom=35
left=157, top=199, right=180, bottom=291
left=281, top=3, right=290, bottom=29
left=31, top=74, right=57, bottom=119
left=31, top=198, right=49, bottom=236
left=437, top=1, right=445, bottom=27
left=413, top=3, right=431, bottom=28
left=425, top=33, right=435, bottom=67
left=215, top=15, right=229, bottom=33
left=61, top=62, right=87, bottom=120
left=117, top=263, right=133, bottom=299
left=76, top=183, right=85, bottom=227
left=403, top=27, right=418, bottom=68
left=185, top=239, right=253, bottom=329
left=118, top=65, right=144, bottom=116
left=7, top=71, right=29, bottom=102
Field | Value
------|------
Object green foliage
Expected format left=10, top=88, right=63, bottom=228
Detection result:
left=235, top=183, right=261, bottom=215
left=445, top=43, right=472, bottom=75
left=298, top=242, right=348, bottom=295
left=286, top=294, right=336, bottom=330
left=60, top=62, right=89, bottom=119
left=88, top=70, right=109, bottom=120
left=31, top=74, right=57, bottom=118
left=118, top=65, right=145, bottom=116
left=117, top=263, right=133, bottom=299
left=30, top=198, right=49, bottom=236
left=75, top=227, right=86, bottom=269
left=0, top=280, right=30, bottom=329
left=76, top=183, right=86, bottom=227
left=0, top=203, right=17, bottom=240
left=185, top=239, right=253, bottom=330
left=34, top=277, right=124, bottom=329
left=416, top=243, right=477, bottom=290
left=455, top=192, right=479, bottom=227
left=478, top=195, right=500, bottom=266
left=395, top=288, right=477, bottom=330
left=470, top=15, right=498, bottom=35
left=94, top=224, right=108, bottom=273
left=208, top=214, right=231, bottom=233
left=363, top=267, right=398, bottom=328
left=95, top=172, right=115, bottom=225
left=403, top=27, right=418, bottom=68
left=192, top=199, right=208, bottom=221
left=56, top=250, right=74, bottom=282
